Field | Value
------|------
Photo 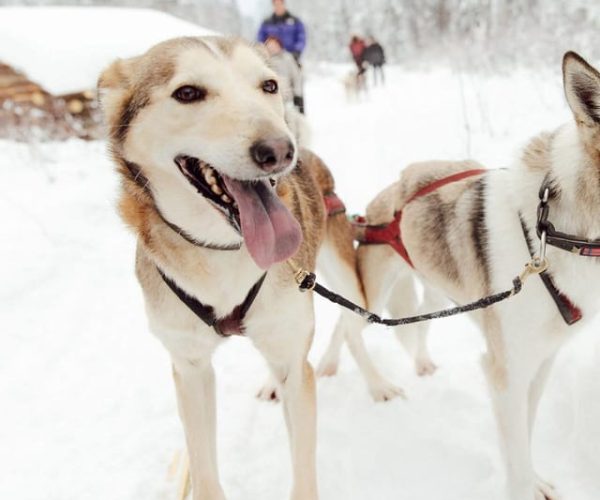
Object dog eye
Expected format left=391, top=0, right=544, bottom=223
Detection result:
left=262, top=79, right=278, bottom=94
left=172, top=85, right=207, bottom=103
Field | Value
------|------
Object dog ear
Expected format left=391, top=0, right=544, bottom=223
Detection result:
left=563, top=51, right=600, bottom=124
left=97, top=58, right=138, bottom=133
left=97, top=56, right=142, bottom=91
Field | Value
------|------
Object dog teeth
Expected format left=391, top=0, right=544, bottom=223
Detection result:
left=205, top=171, right=216, bottom=185
left=221, top=194, right=232, bottom=204
left=211, top=184, right=223, bottom=195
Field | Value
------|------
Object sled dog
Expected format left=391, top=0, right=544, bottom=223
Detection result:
left=99, top=36, right=401, bottom=500
left=357, top=51, right=600, bottom=500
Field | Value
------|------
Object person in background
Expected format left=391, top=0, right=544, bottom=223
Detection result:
left=363, top=36, right=386, bottom=85
left=257, top=0, right=306, bottom=63
left=265, top=36, right=304, bottom=113
left=349, top=35, right=367, bottom=88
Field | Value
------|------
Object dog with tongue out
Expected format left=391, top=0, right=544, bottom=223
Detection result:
left=100, top=35, right=399, bottom=500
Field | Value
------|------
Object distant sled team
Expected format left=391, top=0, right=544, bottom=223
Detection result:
left=99, top=35, right=600, bottom=500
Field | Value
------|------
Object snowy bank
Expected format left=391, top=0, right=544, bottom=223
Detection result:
left=0, top=7, right=215, bottom=94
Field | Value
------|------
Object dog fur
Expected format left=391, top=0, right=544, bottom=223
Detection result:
left=99, top=36, right=402, bottom=500
left=342, top=70, right=368, bottom=102
left=357, top=52, right=600, bottom=500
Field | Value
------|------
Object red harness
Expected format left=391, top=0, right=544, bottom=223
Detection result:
left=354, top=169, right=487, bottom=267
left=323, top=191, right=347, bottom=216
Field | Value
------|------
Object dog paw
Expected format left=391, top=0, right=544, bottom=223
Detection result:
left=369, top=380, right=406, bottom=402
left=316, top=358, right=338, bottom=378
left=256, top=385, right=280, bottom=403
left=415, top=359, right=438, bottom=377
left=536, top=477, right=560, bottom=500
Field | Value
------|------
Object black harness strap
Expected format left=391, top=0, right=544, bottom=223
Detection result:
left=292, top=266, right=523, bottom=326
left=537, top=180, right=600, bottom=257
left=520, top=216, right=582, bottom=325
left=158, top=212, right=242, bottom=251
left=123, top=160, right=242, bottom=251
left=158, top=268, right=267, bottom=337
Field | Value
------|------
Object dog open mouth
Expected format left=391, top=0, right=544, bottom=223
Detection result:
left=174, top=155, right=302, bottom=269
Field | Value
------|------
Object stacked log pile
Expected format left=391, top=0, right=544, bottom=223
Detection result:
left=0, top=61, right=103, bottom=141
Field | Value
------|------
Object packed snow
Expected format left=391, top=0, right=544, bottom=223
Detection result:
left=2, top=53, right=600, bottom=500
left=0, top=7, right=215, bottom=94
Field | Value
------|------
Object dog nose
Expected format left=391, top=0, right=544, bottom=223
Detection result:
left=250, top=138, right=295, bottom=172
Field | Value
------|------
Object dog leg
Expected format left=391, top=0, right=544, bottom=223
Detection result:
left=353, top=244, right=408, bottom=400
left=483, top=340, right=551, bottom=500
left=261, top=354, right=318, bottom=500
left=172, top=356, right=225, bottom=500
left=489, top=376, right=536, bottom=499
left=251, top=295, right=318, bottom=500
left=344, top=311, right=406, bottom=401
left=315, top=317, right=345, bottom=378
left=530, top=356, right=560, bottom=500
left=387, top=278, right=438, bottom=377
left=528, top=355, right=556, bottom=437
left=358, top=245, right=401, bottom=315
left=283, top=360, right=319, bottom=500
left=319, top=243, right=404, bottom=401
left=315, top=220, right=365, bottom=380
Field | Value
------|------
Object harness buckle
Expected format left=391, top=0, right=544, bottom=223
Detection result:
left=293, top=268, right=309, bottom=285
left=293, top=269, right=317, bottom=291
left=520, top=257, right=549, bottom=283
left=287, top=259, right=317, bottom=291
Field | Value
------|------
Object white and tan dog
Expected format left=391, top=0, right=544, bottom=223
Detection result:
left=98, top=36, right=403, bottom=500
left=357, top=52, right=600, bottom=500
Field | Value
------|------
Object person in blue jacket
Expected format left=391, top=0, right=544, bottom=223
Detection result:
left=257, top=0, right=306, bottom=63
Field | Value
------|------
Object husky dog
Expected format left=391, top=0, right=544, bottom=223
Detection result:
left=342, top=70, right=368, bottom=102
left=99, top=36, right=402, bottom=500
left=357, top=52, right=600, bottom=500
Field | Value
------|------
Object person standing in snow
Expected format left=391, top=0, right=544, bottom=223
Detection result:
left=258, top=0, right=307, bottom=112
left=265, top=36, right=304, bottom=114
left=257, top=0, right=306, bottom=63
left=363, top=36, right=386, bottom=86
left=349, top=35, right=367, bottom=89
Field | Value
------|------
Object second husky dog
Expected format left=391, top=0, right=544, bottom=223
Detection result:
left=357, top=52, right=600, bottom=500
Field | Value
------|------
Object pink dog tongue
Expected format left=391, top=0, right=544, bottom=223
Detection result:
left=223, top=177, right=302, bottom=269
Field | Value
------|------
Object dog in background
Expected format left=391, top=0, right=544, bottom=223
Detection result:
left=342, top=69, right=368, bottom=102
left=356, top=52, right=600, bottom=500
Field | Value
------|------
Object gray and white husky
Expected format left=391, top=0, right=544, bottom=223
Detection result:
left=357, top=52, right=600, bottom=500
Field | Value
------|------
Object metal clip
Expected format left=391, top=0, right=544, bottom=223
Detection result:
left=542, top=187, right=550, bottom=203
left=519, top=257, right=549, bottom=282
left=539, top=229, right=547, bottom=262
left=293, top=268, right=311, bottom=286
left=287, top=259, right=316, bottom=290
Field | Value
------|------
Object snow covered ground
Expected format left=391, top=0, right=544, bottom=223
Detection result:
left=2, top=63, right=600, bottom=500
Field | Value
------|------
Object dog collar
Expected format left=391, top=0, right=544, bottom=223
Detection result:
left=158, top=268, right=267, bottom=337
left=537, top=178, right=600, bottom=257
left=123, top=160, right=242, bottom=251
